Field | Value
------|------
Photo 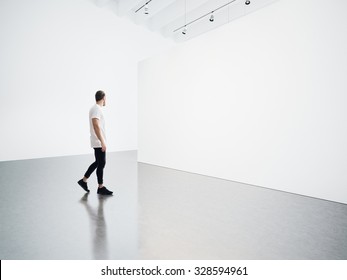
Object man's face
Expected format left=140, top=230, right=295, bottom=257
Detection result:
left=103, top=95, right=106, bottom=106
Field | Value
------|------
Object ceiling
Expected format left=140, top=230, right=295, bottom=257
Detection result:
left=95, top=0, right=277, bottom=42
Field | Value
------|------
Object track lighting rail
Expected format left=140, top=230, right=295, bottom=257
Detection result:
left=135, top=0, right=153, bottom=13
left=173, top=0, right=245, bottom=33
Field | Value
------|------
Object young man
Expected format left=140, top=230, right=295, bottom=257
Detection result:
left=78, top=90, right=113, bottom=195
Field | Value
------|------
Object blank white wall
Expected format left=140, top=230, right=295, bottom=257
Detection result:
left=138, top=0, right=347, bottom=204
left=0, top=0, right=173, bottom=161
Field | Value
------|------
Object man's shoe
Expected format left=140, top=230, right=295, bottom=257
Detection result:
left=78, top=179, right=90, bottom=193
left=97, top=186, right=113, bottom=195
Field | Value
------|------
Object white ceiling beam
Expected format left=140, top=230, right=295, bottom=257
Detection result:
left=113, top=0, right=278, bottom=42
left=147, top=0, right=218, bottom=32
left=129, top=0, right=177, bottom=26
left=93, top=0, right=113, bottom=7
left=159, top=0, right=233, bottom=37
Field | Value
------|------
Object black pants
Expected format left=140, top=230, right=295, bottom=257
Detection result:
left=84, top=148, right=106, bottom=185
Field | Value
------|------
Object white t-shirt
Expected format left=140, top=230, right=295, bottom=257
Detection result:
left=89, top=104, right=106, bottom=148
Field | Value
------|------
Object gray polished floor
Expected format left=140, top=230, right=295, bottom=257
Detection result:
left=0, top=151, right=347, bottom=259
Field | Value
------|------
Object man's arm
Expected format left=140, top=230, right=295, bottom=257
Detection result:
left=92, top=118, right=106, bottom=152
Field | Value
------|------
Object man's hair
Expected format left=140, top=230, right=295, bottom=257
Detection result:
left=95, top=90, right=105, bottom=102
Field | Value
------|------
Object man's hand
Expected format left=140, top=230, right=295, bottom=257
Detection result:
left=101, top=142, right=106, bottom=152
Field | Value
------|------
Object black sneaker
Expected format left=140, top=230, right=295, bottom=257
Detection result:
left=97, top=186, right=113, bottom=195
left=78, top=179, right=90, bottom=193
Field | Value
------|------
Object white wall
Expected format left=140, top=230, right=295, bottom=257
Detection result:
left=138, top=0, right=347, bottom=204
left=0, top=0, right=173, bottom=161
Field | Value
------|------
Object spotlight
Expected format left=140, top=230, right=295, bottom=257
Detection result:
left=182, top=26, right=187, bottom=35
left=144, top=3, right=149, bottom=14
left=209, top=13, right=214, bottom=22
left=245, top=0, right=251, bottom=5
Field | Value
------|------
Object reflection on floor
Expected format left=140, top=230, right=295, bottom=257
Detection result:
left=0, top=151, right=347, bottom=259
left=0, top=151, right=138, bottom=260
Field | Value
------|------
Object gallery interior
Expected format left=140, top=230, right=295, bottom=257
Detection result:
left=1, top=0, right=346, bottom=260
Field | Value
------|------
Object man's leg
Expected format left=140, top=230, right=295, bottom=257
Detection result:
left=94, top=148, right=106, bottom=187
left=78, top=149, right=98, bottom=192
left=95, top=148, right=113, bottom=195
left=84, top=149, right=99, bottom=179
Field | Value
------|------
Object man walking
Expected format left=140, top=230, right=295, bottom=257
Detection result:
left=78, top=90, right=113, bottom=195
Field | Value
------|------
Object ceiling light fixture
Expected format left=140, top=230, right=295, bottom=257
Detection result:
left=209, top=12, right=214, bottom=22
left=182, top=26, right=187, bottom=35
left=174, top=0, right=238, bottom=34
left=245, top=0, right=251, bottom=5
left=135, top=0, right=152, bottom=14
